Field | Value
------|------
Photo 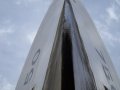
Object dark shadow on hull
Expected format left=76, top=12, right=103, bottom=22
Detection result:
left=62, top=31, right=75, bottom=90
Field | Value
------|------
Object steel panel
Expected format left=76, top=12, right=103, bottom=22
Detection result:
left=70, top=0, right=120, bottom=89
left=15, top=0, right=64, bottom=90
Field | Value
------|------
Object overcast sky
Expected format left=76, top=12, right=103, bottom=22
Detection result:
left=0, top=0, right=120, bottom=90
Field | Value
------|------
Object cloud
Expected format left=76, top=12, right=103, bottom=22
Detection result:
left=0, top=75, right=15, bottom=90
left=105, top=4, right=120, bottom=25
left=16, top=0, right=39, bottom=4
left=15, top=0, right=44, bottom=6
left=95, top=2, right=120, bottom=78
left=0, top=0, right=53, bottom=89
left=15, top=0, right=38, bottom=6
left=0, top=29, right=14, bottom=35
left=15, top=1, right=21, bottom=5
left=25, top=0, right=39, bottom=3
left=94, top=2, right=120, bottom=48
left=27, top=31, right=36, bottom=44
left=95, top=19, right=120, bottom=48
left=115, top=0, right=120, bottom=6
left=0, top=26, right=15, bottom=36
left=100, top=30, right=120, bottom=47
left=106, top=5, right=119, bottom=21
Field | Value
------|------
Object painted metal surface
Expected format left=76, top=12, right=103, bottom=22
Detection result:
left=70, top=0, right=120, bottom=89
left=15, top=0, right=120, bottom=90
left=15, top=0, right=64, bottom=90
left=64, top=2, right=97, bottom=90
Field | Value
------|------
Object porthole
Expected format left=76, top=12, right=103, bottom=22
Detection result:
left=95, top=48, right=106, bottom=64
left=24, top=68, right=34, bottom=85
left=32, top=49, right=40, bottom=65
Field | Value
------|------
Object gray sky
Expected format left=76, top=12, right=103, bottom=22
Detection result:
left=0, top=0, right=120, bottom=90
